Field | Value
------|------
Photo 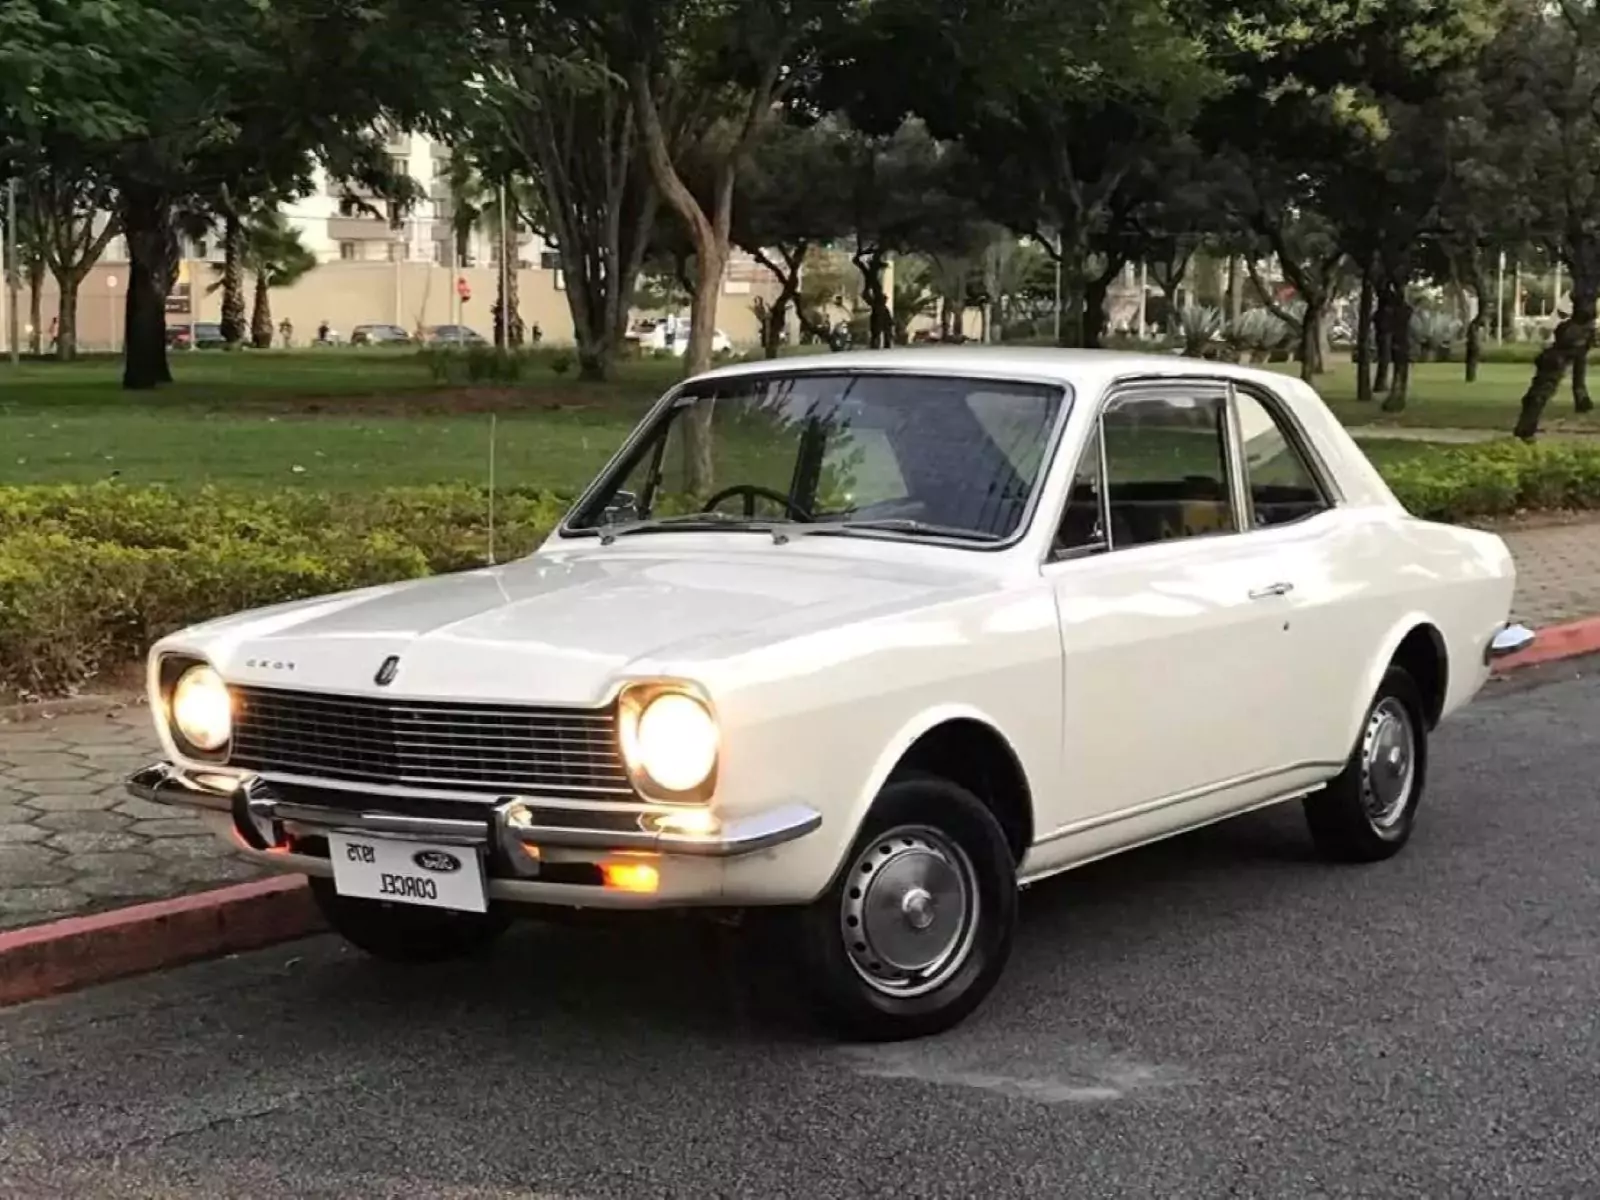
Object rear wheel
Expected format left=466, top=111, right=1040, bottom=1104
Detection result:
left=309, top=876, right=513, bottom=964
left=1303, top=665, right=1429, bottom=863
left=796, top=777, right=1017, bottom=1041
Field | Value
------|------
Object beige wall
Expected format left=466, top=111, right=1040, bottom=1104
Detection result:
left=26, top=261, right=777, bottom=352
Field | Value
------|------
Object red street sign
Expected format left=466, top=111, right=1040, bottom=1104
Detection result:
left=455, top=276, right=471, bottom=301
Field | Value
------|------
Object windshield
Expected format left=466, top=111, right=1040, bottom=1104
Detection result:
left=565, top=371, right=1067, bottom=544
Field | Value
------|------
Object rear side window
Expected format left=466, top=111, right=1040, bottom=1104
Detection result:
left=1232, top=389, right=1330, bottom=528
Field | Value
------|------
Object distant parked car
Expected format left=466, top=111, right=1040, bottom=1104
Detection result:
left=422, top=324, right=487, bottom=346
left=627, top=319, right=733, bottom=356
left=166, top=322, right=227, bottom=350
left=351, top=324, right=413, bottom=346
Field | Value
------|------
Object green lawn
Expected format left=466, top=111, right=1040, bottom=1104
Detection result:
left=1286, top=359, right=1600, bottom=434
left=0, top=349, right=675, bottom=491
left=0, top=348, right=1588, bottom=493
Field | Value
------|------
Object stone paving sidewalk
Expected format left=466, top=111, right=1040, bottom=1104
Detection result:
left=1, top=519, right=1597, bottom=933
left=0, top=708, right=259, bottom=932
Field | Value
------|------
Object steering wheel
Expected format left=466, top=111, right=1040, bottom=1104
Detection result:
left=701, top=484, right=814, bottom=522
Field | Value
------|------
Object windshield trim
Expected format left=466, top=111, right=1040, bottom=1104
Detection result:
left=554, top=365, right=1077, bottom=554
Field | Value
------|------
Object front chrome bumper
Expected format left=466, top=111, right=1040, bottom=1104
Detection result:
left=127, top=763, right=822, bottom=863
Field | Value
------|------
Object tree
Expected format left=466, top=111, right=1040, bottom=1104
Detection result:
left=23, top=159, right=120, bottom=359
left=1194, top=0, right=1504, bottom=385
left=241, top=212, right=317, bottom=349
left=463, top=6, right=660, bottom=377
left=818, top=0, right=1220, bottom=348
left=619, top=1, right=839, bottom=389
left=730, top=115, right=854, bottom=356
left=64, top=0, right=458, bottom=388
left=834, top=119, right=978, bottom=348
left=1473, top=2, right=1600, bottom=438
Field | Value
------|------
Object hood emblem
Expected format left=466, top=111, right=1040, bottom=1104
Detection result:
left=374, top=655, right=400, bottom=686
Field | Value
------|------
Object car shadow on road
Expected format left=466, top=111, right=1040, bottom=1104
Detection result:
left=274, top=803, right=1322, bottom=1045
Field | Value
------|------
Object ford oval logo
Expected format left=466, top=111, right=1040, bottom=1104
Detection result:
left=374, top=655, right=400, bottom=686
left=412, top=850, right=461, bottom=874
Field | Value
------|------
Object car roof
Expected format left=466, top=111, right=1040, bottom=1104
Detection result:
left=691, top=345, right=1298, bottom=394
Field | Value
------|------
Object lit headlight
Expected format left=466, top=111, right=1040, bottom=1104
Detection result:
left=619, top=687, right=719, bottom=798
left=169, top=664, right=233, bottom=753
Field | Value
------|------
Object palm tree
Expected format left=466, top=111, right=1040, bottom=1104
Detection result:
left=444, top=153, right=536, bottom=348
left=242, top=214, right=316, bottom=348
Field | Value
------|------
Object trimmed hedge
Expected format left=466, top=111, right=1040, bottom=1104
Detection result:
left=1380, top=438, right=1600, bottom=521
left=3, top=440, right=1599, bottom=697
left=0, top=485, right=567, bottom=698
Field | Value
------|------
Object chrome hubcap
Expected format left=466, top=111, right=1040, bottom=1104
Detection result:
left=1360, top=697, right=1416, bottom=831
left=840, top=825, right=980, bottom=997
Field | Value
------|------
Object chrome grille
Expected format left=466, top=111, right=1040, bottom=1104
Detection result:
left=228, top=686, right=633, bottom=798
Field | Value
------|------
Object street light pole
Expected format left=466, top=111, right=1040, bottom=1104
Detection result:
left=498, top=179, right=509, bottom=349
left=1496, top=249, right=1506, bottom=344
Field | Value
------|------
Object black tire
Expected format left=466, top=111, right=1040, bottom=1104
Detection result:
left=795, top=776, right=1017, bottom=1042
left=1303, top=664, right=1429, bottom=863
left=308, top=876, right=513, bottom=964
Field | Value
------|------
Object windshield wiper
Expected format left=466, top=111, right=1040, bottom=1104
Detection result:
left=599, top=512, right=790, bottom=545
left=811, top=518, right=1003, bottom=543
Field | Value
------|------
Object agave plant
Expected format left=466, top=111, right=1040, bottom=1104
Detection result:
left=1176, top=302, right=1224, bottom=356
left=1225, top=307, right=1293, bottom=363
left=1410, top=309, right=1463, bottom=362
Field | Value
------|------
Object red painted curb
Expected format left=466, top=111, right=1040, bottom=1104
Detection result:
left=0, top=876, right=324, bottom=1008
left=1491, top=615, right=1600, bottom=674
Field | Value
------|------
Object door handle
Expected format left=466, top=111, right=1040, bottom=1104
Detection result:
left=1248, top=582, right=1295, bottom=600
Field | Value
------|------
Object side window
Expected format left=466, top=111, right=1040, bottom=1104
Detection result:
left=1054, top=427, right=1107, bottom=555
left=1100, top=390, right=1237, bottom=548
left=1232, top=390, right=1331, bottom=528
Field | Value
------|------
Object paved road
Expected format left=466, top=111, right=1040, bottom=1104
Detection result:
left=1, top=665, right=1597, bottom=1199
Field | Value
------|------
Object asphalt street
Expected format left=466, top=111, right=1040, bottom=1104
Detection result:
left=1, top=662, right=1597, bottom=1199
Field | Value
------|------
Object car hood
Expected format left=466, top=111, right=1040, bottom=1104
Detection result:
left=173, top=543, right=991, bottom=705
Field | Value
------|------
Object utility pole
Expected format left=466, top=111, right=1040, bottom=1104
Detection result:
left=1496, top=249, right=1506, bottom=344
left=1137, top=262, right=1148, bottom=340
left=6, top=178, right=19, bottom=364
left=498, top=179, right=510, bottom=348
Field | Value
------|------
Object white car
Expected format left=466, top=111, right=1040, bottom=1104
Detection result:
left=630, top=320, right=732, bottom=356
left=129, top=348, right=1533, bottom=1040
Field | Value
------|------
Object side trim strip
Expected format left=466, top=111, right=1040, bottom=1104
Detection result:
left=1020, top=783, right=1323, bottom=889
left=1031, top=760, right=1344, bottom=848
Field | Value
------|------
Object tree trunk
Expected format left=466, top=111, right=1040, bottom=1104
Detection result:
left=1573, top=330, right=1593, bottom=414
left=1463, top=256, right=1486, bottom=385
left=1373, top=283, right=1393, bottom=393
left=220, top=212, right=246, bottom=346
left=120, top=189, right=177, bottom=389
left=1381, top=290, right=1413, bottom=412
left=27, top=256, right=44, bottom=356
left=1355, top=268, right=1374, bottom=403
left=250, top=273, right=273, bottom=348
left=54, top=271, right=84, bottom=361
left=1504, top=292, right=1593, bottom=438
left=852, top=249, right=893, bottom=349
left=1054, top=233, right=1093, bottom=348
left=1297, top=297, right=1324, bottom=384
left=1466, top=312, right=1483, bottom=384
left=753, top=242, right=805, bottom=359
left=1083, top=257, right=1124, bottom=351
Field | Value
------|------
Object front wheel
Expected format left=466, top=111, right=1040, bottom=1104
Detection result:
left=795, top=777, right=1017, bottom=1041
left=308, top=876, right=513, bottom=964
left=1303, top=664, right=1429, bottom=863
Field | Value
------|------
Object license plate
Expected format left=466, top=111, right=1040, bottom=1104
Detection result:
left=328, top=833, right=488, bottom=913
